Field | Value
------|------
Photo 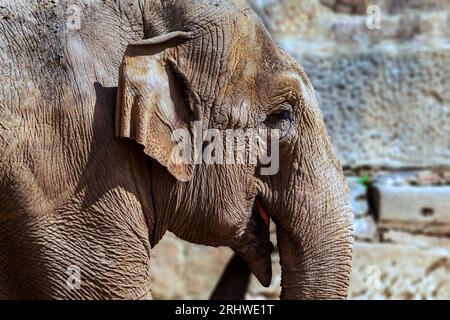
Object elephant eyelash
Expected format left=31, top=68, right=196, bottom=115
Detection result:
left=263, top=108, right=293, bottom=139
left=265, top=104, right=293, bottom=123
left=269, top=110, right=291, bottom=121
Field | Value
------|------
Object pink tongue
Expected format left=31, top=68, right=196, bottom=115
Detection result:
left=255, top=200, right=270, bottom=228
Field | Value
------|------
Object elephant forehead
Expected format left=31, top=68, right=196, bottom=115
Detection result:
left=227, top=15, right=292, bottom=87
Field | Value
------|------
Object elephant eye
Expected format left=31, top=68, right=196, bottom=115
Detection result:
left=264, top=109, right=292, bottom=138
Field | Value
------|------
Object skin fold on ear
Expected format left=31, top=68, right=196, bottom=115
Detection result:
left=116, top=31, right=198, bottom=182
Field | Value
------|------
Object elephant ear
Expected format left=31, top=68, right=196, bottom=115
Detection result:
left=116, top=31, right=200, bottom=182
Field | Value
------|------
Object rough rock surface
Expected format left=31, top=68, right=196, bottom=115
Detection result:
left=302, top=50, right=450, bottom=168
left=150, top=233, right=233, bottom=299
left=348, top=242, right=450, bottom=300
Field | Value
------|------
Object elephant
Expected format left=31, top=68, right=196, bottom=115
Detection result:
left=0, top=0, right=353, bottom=299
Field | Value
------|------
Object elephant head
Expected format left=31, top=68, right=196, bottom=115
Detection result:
left=116, top=0, right=353, bottom=299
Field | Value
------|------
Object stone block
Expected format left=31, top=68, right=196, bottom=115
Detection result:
left=299, top=50, right=450, bottom=169
left=371, top=185, right=450, bottom=235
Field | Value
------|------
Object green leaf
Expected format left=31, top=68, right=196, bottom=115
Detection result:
left=358, top=175, right=370, bottom=188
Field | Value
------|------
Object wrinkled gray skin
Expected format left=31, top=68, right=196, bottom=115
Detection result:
left=0, top=0, right=353, bottom=299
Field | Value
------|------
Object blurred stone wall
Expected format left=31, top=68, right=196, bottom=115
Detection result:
left=150, top=0, right=450, bottom=300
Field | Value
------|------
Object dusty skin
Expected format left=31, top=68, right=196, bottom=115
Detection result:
left=0, top=0, right=353, bottom=299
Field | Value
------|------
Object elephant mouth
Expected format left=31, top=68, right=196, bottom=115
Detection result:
left=255, top=199, right=270, bottom=229
left=232, top=198, right=274, bottom=287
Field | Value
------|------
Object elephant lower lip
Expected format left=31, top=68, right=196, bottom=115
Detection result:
left=255, top=200, right=270, bottom=229
left=236, top=200, right=272, bottom=288
left=232, top=200, right=273, bottom=288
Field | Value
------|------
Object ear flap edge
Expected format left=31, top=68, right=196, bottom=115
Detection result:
left=116, top=33, right=196, bottom=182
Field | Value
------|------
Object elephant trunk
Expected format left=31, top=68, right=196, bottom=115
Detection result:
left=277, top=217, right=353, bottom=299
left=276, top=167, right=353, bottom=299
